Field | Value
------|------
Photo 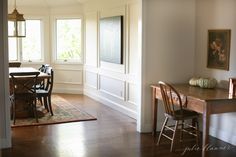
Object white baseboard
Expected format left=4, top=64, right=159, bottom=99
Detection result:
left=210, top=127, right=236, bottom=146
left=84, top=90, right=137, bottom=119
left=53, top=88, right=83, bottom=94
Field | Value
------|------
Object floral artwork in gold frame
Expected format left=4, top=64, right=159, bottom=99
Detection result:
left=207, top=29, right=231, bottom=70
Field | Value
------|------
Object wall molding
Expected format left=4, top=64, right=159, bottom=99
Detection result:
left=54, top=81, right=82, bottom=85
left=84, top=83, right=97, bottom=89
left=54, top=68, right=83, bottom=71
left=53, top=87, right=83, bottom=94
left=84, top=71, right=98, bottom=89
left=126, top=82, right=137, bottom=105
left=99, top=75, right=126, bottom=100
left=99, top=89, right=125, bottom=101
left=84, top=89, right=137, bottom=119
left=210, top=126, right=236, bottom=146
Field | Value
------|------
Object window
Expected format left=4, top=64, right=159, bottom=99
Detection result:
left=22, top=20, right=42, bottom=61
left=55, top=18, right=82, bottom=63
left=8, top=38, right=17, bottom=61
left=8, top=19, right=43, bottom=62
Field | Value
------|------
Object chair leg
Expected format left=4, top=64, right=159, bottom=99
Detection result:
left=43, top=96, right=49, bottom=112
left=33, top=99, right=39, bottom=123
left=39, top=97, right=43, bottom=106
left=12, top=100, right=16, bottom=125
left=170, top=120, right=179, bottom=152
left=180, top=120, right=184, bottom=142
left=195, top=118, right=200, bottom=145
left=157, top=117, right=168, bottom=146
left=48, top=96, right=53, bottom=116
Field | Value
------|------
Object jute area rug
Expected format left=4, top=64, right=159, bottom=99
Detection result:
left=11, top=94, right=97, bottom=127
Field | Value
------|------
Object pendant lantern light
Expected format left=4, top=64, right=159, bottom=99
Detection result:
left=8, top=0, right=26, bottom=37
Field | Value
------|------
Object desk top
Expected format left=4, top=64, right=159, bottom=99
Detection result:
left=152, top=84, right=233, bottom=101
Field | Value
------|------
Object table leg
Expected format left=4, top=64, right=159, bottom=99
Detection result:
left=152, top=87, right=158, bottom=136
left=202, top=104, right=210, bottom=157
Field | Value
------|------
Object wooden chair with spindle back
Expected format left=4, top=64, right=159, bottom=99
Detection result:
left=157, top=81, right=200, bottom=152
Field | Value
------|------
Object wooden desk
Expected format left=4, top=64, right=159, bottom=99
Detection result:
left=151, top=84, right=236, bottom=157
left=9, top=67, right=50, bottom=118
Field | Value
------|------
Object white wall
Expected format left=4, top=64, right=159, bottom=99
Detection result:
left=195, top=0, right=236, bottom=145
left=0, top=0, right=11, bottom=148
left=141, top=0, right=196, bottom=131
left=8, top=5, right=84, bottom=94
left=83, top=0, right=140, bottom=119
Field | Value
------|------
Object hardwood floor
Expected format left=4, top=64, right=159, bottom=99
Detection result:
left=1, top=94, right=236, bottom=157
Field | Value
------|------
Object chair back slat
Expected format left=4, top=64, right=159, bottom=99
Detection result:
left=44, top=68, right=54, bottom=93
left=10, top=72, right=40, bottom=94
left=159, top=81, right=184, bottom=117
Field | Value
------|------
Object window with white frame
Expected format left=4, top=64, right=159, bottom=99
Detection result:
left=8, top=19, right=43, bottom=62
left=55, top=18, right=82, bottom=63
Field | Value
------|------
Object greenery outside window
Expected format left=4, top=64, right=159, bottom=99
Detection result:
left=55, top=18, right=82, bottom=63
left=8, top=19, right=43, bottom=62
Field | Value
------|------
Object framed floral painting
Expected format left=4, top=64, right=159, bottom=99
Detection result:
left=207, top=29, right=231, bottom=70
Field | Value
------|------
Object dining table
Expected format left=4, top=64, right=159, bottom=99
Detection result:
left=151, top=84, right=236, bottom=157
left=9, top=67, right=50, bottom=118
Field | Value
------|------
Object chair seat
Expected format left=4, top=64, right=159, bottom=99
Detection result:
left=165, top=109, right=199, bottom=120
left=36, top=89, right=49, bottom=95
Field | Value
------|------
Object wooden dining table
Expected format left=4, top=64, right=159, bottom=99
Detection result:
left=151, top=84, right=236, bottom=157
left=9, top=67, right=49, bottom=78
left=9, top=67, right=50, bottom=118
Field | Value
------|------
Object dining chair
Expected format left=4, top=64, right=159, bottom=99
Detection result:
left=157, top=81, right=200, bottom=152
left=36, top=64, right=50, bottom=90
left=36, top=67, right=54, bottom=116
left=10, top=71, right=40, bottom=124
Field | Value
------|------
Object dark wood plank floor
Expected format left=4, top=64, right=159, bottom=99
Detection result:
left=1, top=94, right=236, bottom=157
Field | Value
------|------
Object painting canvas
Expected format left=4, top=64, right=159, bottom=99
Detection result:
left=207, top=29, right=231, bottom=70
left=99, top=16, right=123, bottom=64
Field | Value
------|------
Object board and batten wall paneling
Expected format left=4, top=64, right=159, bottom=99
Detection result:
left=53, top=68, right=83, bottom=94
left=84, top=0, right=140, bottom=119
left=85, top=71, right=98, bottom=89
left=128, top=2, right=139, bottom=75
left=99, top=75, right=125, bottom=100
left=85, top=12, right=98, bottom=67
left=127, top=83, right=138, bottom=105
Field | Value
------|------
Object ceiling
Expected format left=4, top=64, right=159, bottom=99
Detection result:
left=8, top=0, right=89, bottom=7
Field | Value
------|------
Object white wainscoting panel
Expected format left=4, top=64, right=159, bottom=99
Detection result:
left=85, top=12, right=98, bottom=67
left=128, top=3, right=139, bottom=75
left=85, top=71, right=98, bottom=89
left=99, top=75, right=125, bottom=100
left=54, top=69, right=83, bottom=85
left=127, top=83, right=138, bottom=105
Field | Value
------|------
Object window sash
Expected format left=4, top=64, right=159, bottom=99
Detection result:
left=8, top=19, right=43, bottom=62
left=55, top=18, right=82, bottom=63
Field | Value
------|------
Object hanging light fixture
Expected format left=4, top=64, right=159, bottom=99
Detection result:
left=8, top=0, right=26, bottom=37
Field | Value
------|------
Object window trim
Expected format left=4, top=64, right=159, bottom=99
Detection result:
left=8, top=16, right=45, bottom=63
left=51, top=15, right=83, bottom=65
